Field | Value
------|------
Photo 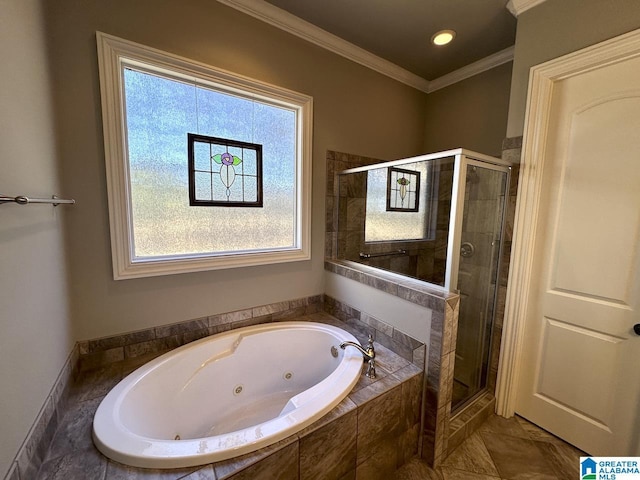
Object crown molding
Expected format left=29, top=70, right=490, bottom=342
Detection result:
left=506, top=0, right=548, bottom=16
left=216, top=0, right=431, bottom=93
left=217, top=0, right=515, bottom=94
left=427, top=46, right=514, bottom=93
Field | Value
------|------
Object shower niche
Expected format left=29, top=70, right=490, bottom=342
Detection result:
left=333, top=149, right=511, bottom=412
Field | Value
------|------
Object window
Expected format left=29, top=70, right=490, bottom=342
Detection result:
left=364, top=160, right=436, bottom=242
left=97, top=33, right=312, bottom=279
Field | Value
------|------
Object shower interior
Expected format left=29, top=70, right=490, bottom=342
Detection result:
left=336, top=149, right=510, bottom=411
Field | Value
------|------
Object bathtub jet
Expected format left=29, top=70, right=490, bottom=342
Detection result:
left=92, top=321, right=363, bottom=468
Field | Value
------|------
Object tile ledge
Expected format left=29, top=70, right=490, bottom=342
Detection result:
left=325, top=259, right=457, bottom=303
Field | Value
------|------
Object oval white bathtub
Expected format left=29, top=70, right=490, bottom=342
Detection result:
left=92, top=321, right=363, bottom=468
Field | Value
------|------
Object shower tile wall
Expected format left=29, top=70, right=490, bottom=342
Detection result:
left=433, top=161, right=454, bottom=285
left=488, top=137, right=521, bottom=392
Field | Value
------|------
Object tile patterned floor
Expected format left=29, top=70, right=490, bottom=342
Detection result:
left=396, top=414, right=587, bottom=480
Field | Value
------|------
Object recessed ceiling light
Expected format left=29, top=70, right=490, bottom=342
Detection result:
left=431, top=30, right=456, bottom=46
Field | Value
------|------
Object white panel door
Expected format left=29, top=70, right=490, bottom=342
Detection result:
left=515, top=53, right=640, bottom=455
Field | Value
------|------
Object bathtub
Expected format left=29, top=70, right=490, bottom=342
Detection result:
left=92, top=321, right=363, bottom=468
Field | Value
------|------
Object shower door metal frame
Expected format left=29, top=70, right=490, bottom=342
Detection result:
left=337, top=148, right=511, bottom=294
left=447, top=154, right=511, bottom=412
left=444, top=152, right=511, bottom=292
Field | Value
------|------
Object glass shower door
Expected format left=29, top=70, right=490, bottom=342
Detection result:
left=452, top=163, right=508, bottom=411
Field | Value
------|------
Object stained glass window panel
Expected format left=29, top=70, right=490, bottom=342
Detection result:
left=387, top=167, right=420, bottom=212
left=188, top=134, right=263, bottom=206
left=365, top=162, right=430, bottom=242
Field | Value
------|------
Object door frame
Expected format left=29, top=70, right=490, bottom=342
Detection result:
left=495, top=28, right=640, bottom=417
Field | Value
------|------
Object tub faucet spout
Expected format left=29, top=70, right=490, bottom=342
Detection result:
left=340, top=335, right=376, bottom=379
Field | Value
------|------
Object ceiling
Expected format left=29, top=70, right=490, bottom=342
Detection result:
left=262, top=0, right=517, bottom=81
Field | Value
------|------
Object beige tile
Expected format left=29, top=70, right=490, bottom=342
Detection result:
left=183, top=466, right=217, bottom=479
left=155, top=318, right=208, bottom=339
left=222, top=441, right=298, bottom=480
left=252, top=301, right=290, bottom=317
left=272, top=307, right=306, bottom=320
left=412, top=345, right=426, bottom=368
left=79, top=347, right=125, bottom=371
left=299, top=409, right=356, bottom=480
left=355, top=437, right=398, bottom=480
left=480, top=431, right=558, bottom=480
left=124, top=336, right=180, bottom=359
left=535, top=440, right=583, bottom=480
left=349, top=372, right=399, bottom=404
left=70, top=364, right=123, bottom=402
left=440, top=466, right=501, bottom=480
left=6, top=462, right=19, bottom=480
left=214, top=437, right=297, bottom=479
left=105, top=459, right=205, bottom=479
left=446, top=422, right=467, bottom=455
left=442, top=432, right=499, bottom=477
left=298, top=397, right=356, bottom=438
left=514, top=415, right=571, bottom=446
left=182, top=328, right=211, bottom=344
left=478, top=414, right=529, bottom=439
left=355, top=386, right=402, bottom=464
left=208, top=309, right=251, bottom=327
left=398, top=423, right=420, bottom=466
left=396, top=458, right=443, bottom=480
left=360, top=313, right=393, bottom=337
left=85, top=329, right=156, bottom=354
left=46, top=397, right=103, bottom=461
left=38, top=447, right=107, bottom=480
left=399, top=368, right=423, bottom=429
left=338, top=470, right=356, bottom=480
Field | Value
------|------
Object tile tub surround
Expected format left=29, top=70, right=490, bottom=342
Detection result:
left=323, top=260, right=460, bottom=468
left=76, top=295, right=324, bottom=372
left=33, top=312, right=423, bottom=480
left=323, top=294, right=426, bottom=366
left=6, top=346, right=79, bottom=480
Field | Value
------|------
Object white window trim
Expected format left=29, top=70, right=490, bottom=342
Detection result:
left=96, top=32, right=313, bottom=280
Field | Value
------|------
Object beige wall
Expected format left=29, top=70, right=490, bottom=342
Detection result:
left=423, top=62, right=512, bottom=158
left=42, top=0, right=428, bottom=340
left=0, top=0, right=74, bottom=476
left=507, top=0, right=640, bottom=137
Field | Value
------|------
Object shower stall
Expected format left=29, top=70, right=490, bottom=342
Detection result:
left=335, top=149, right=510, bottom=412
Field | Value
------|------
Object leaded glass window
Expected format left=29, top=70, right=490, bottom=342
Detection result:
left=188, top=134, right=263, bottom=207
left=387, top=167, right=420, bottom=212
